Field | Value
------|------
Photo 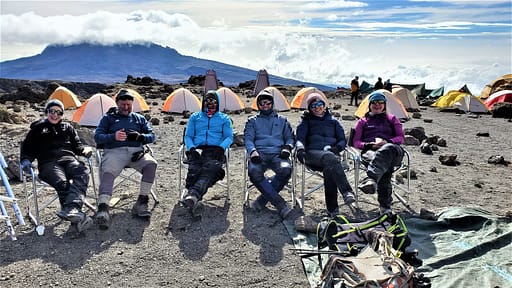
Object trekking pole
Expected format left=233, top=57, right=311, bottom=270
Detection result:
left=290, top=248, right=352, bottom=258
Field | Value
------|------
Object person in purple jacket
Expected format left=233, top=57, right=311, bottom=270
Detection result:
left=353, top=91, right=405, bottom=214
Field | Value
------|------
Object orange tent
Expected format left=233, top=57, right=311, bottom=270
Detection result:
left=480, top=74, right=512, bottom=99
left=290, top=87, right=328, bottom=109
left=251, top=86, right=291, bottom=111
left=72, top=93, right=116, bottom=127
left=162, top=88, right=201, bottom=113
left=113, top=88, right=150, bottom=112
left=48, top=86, right=82, bottom=109
left=216, top=87, right=245, bottom=111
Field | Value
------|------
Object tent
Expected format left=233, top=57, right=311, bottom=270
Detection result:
left=253, top=69, right=270, bottom=97
left=251, top=86, right=291, bottom=111
left=162, top=88, right=201, bottom=114
left=480, top=74, right=512, bottom=99
left=204, top=69, right=219, bottom=94
left=72, top=93, right=116, bottom=127
left=290, top=87, right=328, bottom=109
left=48, top=86, right=82, bottom=109
left=113, top=88, right=149, bottom=112
left=216, top=87, right=245, bottom=112
left=359, top=80, right=373, bottom=93
left=354, top=89, right=409, bottom=120
left=432, top=90, right=489, bottom=113
left=426, top=86, right=445, bottom=99
left=483, top=90, right=512, bottom=110
left=392, top=87, right=419, bottom=111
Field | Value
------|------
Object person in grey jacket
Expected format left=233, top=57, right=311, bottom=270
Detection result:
left=244, top=89, right=295, bottom=219
left=94, top=89, right=157, bottom=229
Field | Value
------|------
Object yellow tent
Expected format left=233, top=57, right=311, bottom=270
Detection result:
left=48, top=86, right=82, bottom=109
left=216, top=87, right=245, bottom=112
left=432, top=90, right=489, bottom=113
left=480, top=74, right=512, bottom=99
left=113, top=88, right=150, bottom=112
left=290, top=87, right=328, bottom=109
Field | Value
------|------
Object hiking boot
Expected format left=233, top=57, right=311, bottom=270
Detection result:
left=95, top=203, right=111, bottom=230
left=57, top=206, right=84, bottom=223
left=358, top=177, right=377, bottom=194
left=182, top=194, right=198, bottom=210
left=342, top=191, right=356, bottom=205
left=132, top=195, right=151, bottom=218
left=278, top=203, right=292, bottom=220
left=76, top=215, right=93, bottom=233
left=380, top=206, right=392, bottom=215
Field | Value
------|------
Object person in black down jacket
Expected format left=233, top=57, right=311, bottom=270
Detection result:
left=20, top=99, right=94, bottom=233
left=296, top=93, right=356, bottom=217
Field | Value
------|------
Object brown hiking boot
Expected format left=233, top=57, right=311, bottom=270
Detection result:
left=132, top=195, right=151, bottom=218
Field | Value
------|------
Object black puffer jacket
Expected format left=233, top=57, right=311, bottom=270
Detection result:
left=20, top=119, right=85, bottom=165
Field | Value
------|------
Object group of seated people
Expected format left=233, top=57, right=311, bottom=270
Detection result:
left=19, top=88, right=404, bottom=234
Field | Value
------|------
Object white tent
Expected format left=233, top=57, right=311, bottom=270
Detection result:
left=251, top=86, right=291, bottom=112
left=216, top=87, right=245, bottom=111
left=162, top=88, right=201, bottom=114
left=72, top=93, right=116, bottom=127
left=392, top=87, right=419, bottom=111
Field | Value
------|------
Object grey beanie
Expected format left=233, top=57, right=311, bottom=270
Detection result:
left=45, top=99, right=64, bottom=112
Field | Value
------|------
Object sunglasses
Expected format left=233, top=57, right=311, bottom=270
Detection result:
left=48, top=108, right=64, bottom=116
left=258, top=100, right=273, bottom=106
left=371, top=100, right=386, bottom=105
left=205, top=97, right=217, bottom=104
left=309, top=101, right=325, bottom=109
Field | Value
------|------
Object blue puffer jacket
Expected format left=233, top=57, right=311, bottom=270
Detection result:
left=94, top=108, right=156, bottom=149
left=185, top=91, right=233, bottom=150
left=244, top=110, right=295, bottom=155
left=296, top=109, right=347, bottom=152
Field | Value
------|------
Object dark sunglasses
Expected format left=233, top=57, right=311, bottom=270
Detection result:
left=47, top=108, right=64, bottom=116
left=205, top=97, right=217, bottom=104
left=258, top=100, right=273, bottom=106
left=309, top=101, right=325, bottom=109
left=371, top=100, right=385, bottom=105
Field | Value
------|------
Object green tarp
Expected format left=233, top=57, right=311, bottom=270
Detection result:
left=285, top=207, right=512, bottom=288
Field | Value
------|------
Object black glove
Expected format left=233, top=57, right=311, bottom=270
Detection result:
left=279, top=145, right=292, bottom=159
left=296, top=149, right=306, bottom=164
left=21, top=159, right=33, bottom=174
left=250, top=150, right=262, bottom=164
left=186, top=147, right=200, bottom=160
left=329, top=146, right=340, bottom=155
left=127, top=131, right=144, bottom=142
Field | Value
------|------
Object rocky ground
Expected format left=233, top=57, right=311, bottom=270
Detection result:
left=0, top=78, right=511, bottom=287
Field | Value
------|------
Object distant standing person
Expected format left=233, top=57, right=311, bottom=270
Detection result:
left=374, top=77, right=384, bottom=90
left=384, top=79, right=392, bottom=91
left=350, top=76, right=360, bottom=106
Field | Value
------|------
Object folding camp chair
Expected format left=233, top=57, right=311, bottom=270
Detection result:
left=178, top=144, right=230, bottom=203
left=242, top=151, right=300, bottom=208
left=294, top=149, right=360, bottom=213
left=95, top=145, right=159, bottom=207
left=1, top=151, right=25, bottom=240
left=21, top=153, right=97, bottom=236
left=345, top=128, right=412, bottom=211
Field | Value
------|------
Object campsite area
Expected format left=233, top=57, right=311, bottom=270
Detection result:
left=0, top=78, right=511, bottom=287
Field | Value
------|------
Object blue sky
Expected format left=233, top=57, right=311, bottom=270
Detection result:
left=1, top=0, right=511, bottom=93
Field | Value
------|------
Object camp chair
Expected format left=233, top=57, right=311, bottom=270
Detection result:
left=95, top=144, right=159, bottom=208
left=242, top=151, right=300, bottom=208
left=294, top=149, right=360, bottom=213
left=20, top=152, right=97, bottom=236
left=1, top=151, right=25, bottom=240
left=345, top=128, right=412, bottom=211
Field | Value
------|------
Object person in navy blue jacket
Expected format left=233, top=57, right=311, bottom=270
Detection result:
left=94, top=89, right=158, bottom=229
left=182, top=90, right=234, bottom=215
left=244, top=89, right=295, bottom=219
left=296, top=93, right=355, bottom=217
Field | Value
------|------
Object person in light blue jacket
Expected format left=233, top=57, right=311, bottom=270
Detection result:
left=244, top=89, right=295, bottom=219
left=182, top=90, right=234, bottom=215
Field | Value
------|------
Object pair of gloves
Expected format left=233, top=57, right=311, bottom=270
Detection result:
left=296, top=145, right=340, bottom=164
left=186, top=147, right=201, bottom=160
left=250, top=145, right=292, bottom=164
left=127, top=131, right=145, bottom=142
